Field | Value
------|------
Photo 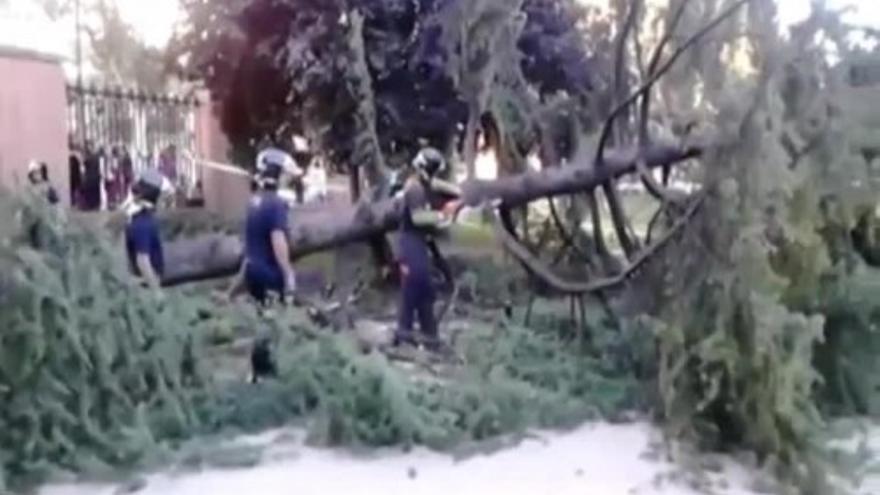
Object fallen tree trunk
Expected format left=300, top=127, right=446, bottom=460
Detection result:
left=161, top=144, right=702, bottom=286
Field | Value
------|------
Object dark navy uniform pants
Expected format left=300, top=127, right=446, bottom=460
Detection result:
left=245, top=262, right=285, bottom=306
left=396, top=271, right=437, bottom=341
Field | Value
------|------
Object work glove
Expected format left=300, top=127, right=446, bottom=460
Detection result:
left=284, top=273, right=299, bottom=306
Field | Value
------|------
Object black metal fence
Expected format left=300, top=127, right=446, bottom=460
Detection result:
left=66, top=84, right=203, bottom=209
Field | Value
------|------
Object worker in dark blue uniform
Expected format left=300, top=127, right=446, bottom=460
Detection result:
left=124, top=169, right=166, bottom=290
left=226, top=147, right=302, bottom=384
left=230, top=147, right=301, bottom=306
left=393, top=148, right=462, bottom=349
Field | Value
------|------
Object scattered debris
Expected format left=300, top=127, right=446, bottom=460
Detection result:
left=114, top=478, right=147, bottom=495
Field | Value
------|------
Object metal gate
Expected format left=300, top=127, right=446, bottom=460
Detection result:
left=66, top=84, right=203, bottom=208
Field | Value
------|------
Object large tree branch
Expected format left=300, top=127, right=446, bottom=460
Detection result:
left=640, top=0, right=691, bottom=136
left=547, top=196, right=594, bottom=267
left=160, top=144, right=702, bottom=286
left=611, top=0, right=642, bottom=146
left=635, top=0, right=692, bottom=202
left=601, top=0, right=644, bottom=259
left=492, top=192, right=706, bottom=295
left=594, top=0, right=751, bottom=167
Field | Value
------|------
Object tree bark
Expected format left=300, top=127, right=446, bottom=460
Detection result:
left=347, top=10, right=390, bottom=190
left=463, top=107, right=480, bottom=179
left=349, top=164, right=362, bottom=203
left=160, top=144, right=701, bottom=287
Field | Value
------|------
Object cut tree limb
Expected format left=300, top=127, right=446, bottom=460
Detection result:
left=598, top=0, right=643, bottom=259
left=160, top=144, right=702, bottom=287
left=492, top=193, right=706, bottom=295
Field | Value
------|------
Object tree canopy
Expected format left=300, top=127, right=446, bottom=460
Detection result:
left=36, top=0, right=170, bottom=90
left=171, top=0, right=606, bottom=171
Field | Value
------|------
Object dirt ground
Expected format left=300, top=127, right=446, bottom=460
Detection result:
left=38, top=422, right=767, bottom=495
left=45, top=177, right=880, bottom=495
left=38, top=419, right=880, bottom=495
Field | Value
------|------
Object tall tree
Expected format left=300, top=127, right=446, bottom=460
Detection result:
left=35, top=0, right=170, bottom=90
left=170, top=0, right=603, bottom=171
left=85, top=0, right=168, bottom=91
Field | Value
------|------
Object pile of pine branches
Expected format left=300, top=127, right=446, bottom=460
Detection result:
left=0, top=192, right=635, bottom=491
left=0, top=194, right=210, bottom=490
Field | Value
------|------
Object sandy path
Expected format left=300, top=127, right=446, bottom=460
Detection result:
left=41, top=423, right=766, bottom=495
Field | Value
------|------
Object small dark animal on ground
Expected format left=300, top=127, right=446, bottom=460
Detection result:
left=250, top=337, right=277, bottom=383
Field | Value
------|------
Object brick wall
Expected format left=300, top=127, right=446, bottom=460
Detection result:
left=0, top=46, right=69, bottom=203
left=193, top=90, right=251, bottom=220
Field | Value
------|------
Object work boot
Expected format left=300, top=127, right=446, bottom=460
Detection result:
left=392, top=332, right=417, bottom=348
left=419, top=335, right=443, bottom=353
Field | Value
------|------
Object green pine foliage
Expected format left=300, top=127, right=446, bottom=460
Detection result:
left=812, top=267, right=880, bottom=417
left=0, top=193, right=207, bottom=490
left=0, top=192, right=635, bottom=491
left=636, top=1, right=880, bottom=490
left=193, top=302, right=635, bottom=451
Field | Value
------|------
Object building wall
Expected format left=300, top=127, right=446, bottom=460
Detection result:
left=0, top=51, right=249, bottom=217
left=0, top=47, right=252, bottom=218
left=0, top=47, right=69, bottom=203
left=193, top=91, right=251, bottom=220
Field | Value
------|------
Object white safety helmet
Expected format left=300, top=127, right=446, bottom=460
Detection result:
left=256, top=147, right=301, bottom=187
left=132, top=168, right=165, bottom=205
left=411, top=147, right=447, bottom=179
left=26, top=159, right=48, bottom=184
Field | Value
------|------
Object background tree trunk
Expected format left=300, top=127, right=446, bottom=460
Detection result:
left=349, top=165, right=362, bottom=203
left=463, top=107, right=480, bottom=179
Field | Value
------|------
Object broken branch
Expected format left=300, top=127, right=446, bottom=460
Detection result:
left=492, top=193, right=706, bottom=295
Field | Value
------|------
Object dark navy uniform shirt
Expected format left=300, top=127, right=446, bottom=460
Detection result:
left=398, top=181, right=433, bottom=278
left=126, top=210, right=164, bottom=278
left=30, top=182, right=59, bottom=204
left=244, top=192, right=290, bottom=284
left=46, top=186, right=59, bottom=205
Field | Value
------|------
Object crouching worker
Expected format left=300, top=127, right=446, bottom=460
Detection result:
left=125, top=169, right=165, bottom=290
left=26, top=160, right=60, bottom=205
left=24, top=160, right=62, bottom=248
left=229, top=147, right=300, bottom=306
left=393, top=147, right=462, bottom=350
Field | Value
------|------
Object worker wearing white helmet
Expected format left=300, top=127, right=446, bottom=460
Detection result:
left=254, top=147, right=302, bottom=189
left=230, top=146, right=302, bottom=305
left=125, top=168, right=166, bottom=290
left=26, top=160, right=59, bottom=205
left=393, top=147, right=463, bottom=350
left=24, top=159, right=62, bottom=249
